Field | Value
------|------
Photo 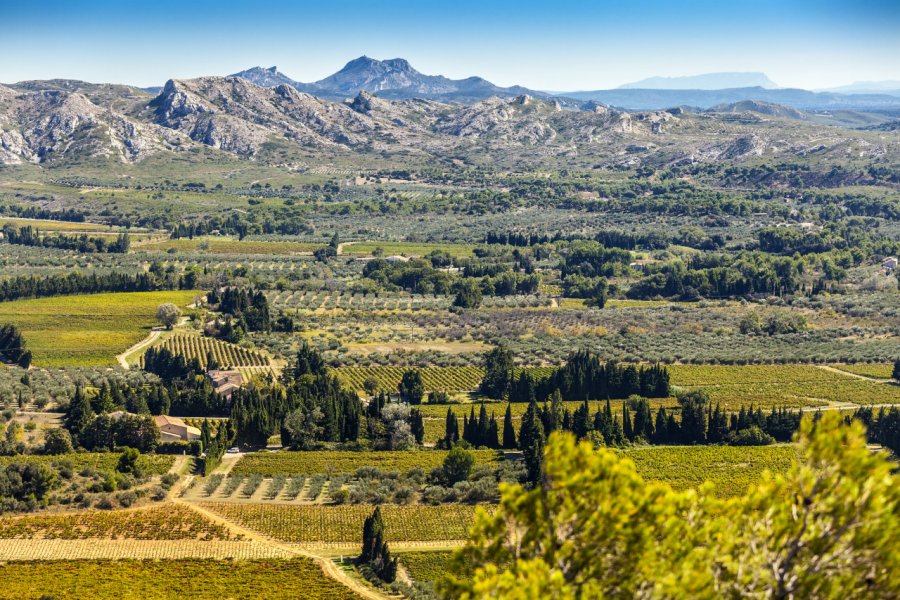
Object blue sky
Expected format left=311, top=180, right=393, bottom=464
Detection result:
left=0, top=0, right=897, bottom=89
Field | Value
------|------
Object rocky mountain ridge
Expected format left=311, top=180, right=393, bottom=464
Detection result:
left=0, top=76, right=893, bottom=170
left=230, top=56, right=551, bottom=103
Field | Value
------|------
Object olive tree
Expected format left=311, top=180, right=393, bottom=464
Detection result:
left=155, top=303, right=182, bottom=330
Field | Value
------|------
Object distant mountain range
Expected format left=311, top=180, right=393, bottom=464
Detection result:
left=819, top=81, right=900, bottom=95
left=226, top=57, right=900, bottom=111
left=618, top=72, right=778, bottom=90
left=563, top=87, right=900, bottom=111
left=230, top=57, right=550, bottom=103
left=2, top=71, right=896, bottom=171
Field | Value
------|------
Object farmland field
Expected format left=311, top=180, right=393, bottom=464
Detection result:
left=0, top=216, right=128, bottom=232
left=0, top=505, right=235, bottom=540
left=0, top=559, right=361, bottom=600
left=333, top=366, right=557, bottom=392
left=146, top=333, right=270, bottom=369
left=199, top=503, right=479, bottom=543
left=669, top=364, right=900, bottom=407
left=621, top=444, right=797, bottom=498
left=829, top=363, right=894, bottom=379
left=134, top=236, right=321, bottom=255
left=400, top=551, right=455, bottom=583
left=0, top=453, right=174, bottom=475
left=341, top=241, right=475, bottom=258
left=0, top=290, right=198, bottom=366
left=231, top=449, right=501, bottom=476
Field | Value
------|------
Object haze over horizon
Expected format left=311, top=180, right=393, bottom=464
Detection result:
left=1, top=0, right=898, bottom=91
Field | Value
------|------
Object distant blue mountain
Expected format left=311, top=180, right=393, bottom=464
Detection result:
left=619, top=72, right=777, bottom=90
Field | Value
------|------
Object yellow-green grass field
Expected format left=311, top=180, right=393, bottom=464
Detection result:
left=0, top=290, right=197, bottom=366
left=133, top=236, right=321, bottom=255
left=341, top=241, right=475, bottom=258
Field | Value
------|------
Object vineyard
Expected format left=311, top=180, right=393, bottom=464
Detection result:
left=199, top=503, right=479, bottom=544
left=400, top=551, right=455, bottom=584
left=0, top=453, right=174, bottom=475
left=828, top=363, right=894, bottom=379
left=0, top=539, right=291, bottom=561
left=144, top=334, right=270, bottom=369
left=341, top=241, right=476, bottom=258
left=669, top=364, right=900, bottom=408
left=622, top=444, right=797, bottom=498
left=134, top=237, right=322, bottom=255
left=0, top=559, right=360, bottom=600
left=231, top=449, right=501, bottom=476
left=0, top=291, right=198, bottom=367
left=0, top=505, right=236, bottom=540
left=332, top=366, right=557, bottom=392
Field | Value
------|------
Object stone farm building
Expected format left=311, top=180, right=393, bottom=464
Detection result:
left=207, top=369, right=244, bottom=399
left=154, top=415, right=202, bottom=443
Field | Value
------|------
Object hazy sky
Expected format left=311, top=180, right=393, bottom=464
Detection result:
left=1, top=0, right=897, bottom=89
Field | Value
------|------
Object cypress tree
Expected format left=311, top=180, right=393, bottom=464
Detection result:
left=522, top=411, right=545, bottom=486
left=444, top=408, right=459, bottom=446
left=622, top=405, right=633, bottom=441
left=410, top=409, right=425, bottom=445
left=653, top=408, right=669, bottom=444
left=65, top=386, right=94, bottom=437
left=502, top=404, right=517, bottom=449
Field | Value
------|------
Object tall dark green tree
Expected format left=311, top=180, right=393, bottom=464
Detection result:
left=502, top=404, right=517, bottom=449
left=360, top=506, right=397, bottom=583
left=444, top=408, right=460, bottom=447
left=398, top=370, right=424, bottom=404
left=480, top=345, right=514, bottom=399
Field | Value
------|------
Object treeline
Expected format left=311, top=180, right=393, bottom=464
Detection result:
left=361, top=258, right=540, bottom=299
left=0, top=205, right=87, bottom=222
left=0, top=270, right=194, bottom=304
left=481, top=348, right=670, bottom=401
left=757, top=220, right=900, bottom=259
left=627, top=252, right=806, bottom=300
left=0, top=324, right=31, bottom=368
left=1, top=225, right=129, bottom=253
left=485, top=229, right=670, bottom=251
left=231, top=343, right=362, bottom=447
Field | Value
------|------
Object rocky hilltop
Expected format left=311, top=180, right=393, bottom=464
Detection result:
left=232, top=56, right=548, bottom=103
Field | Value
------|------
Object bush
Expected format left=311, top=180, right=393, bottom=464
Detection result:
left=728, top=426, right=775, bottom=446
left=43, top=428, right=74, bottom=455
